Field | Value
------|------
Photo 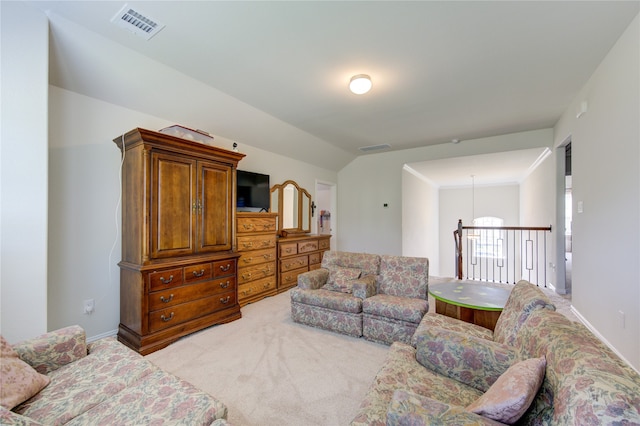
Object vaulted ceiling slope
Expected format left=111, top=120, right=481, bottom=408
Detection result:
left=29, top=1, right=639, bottom=171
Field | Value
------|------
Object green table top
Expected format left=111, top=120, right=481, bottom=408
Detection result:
left=429, top=279, right=511, bottom=311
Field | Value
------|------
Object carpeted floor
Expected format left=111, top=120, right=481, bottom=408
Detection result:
left=146, top=281, right=576, bottom=426
left=145, top=290, right=389, bottom=426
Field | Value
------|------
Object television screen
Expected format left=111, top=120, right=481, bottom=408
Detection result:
left=237, top=170, right=270, bottom=212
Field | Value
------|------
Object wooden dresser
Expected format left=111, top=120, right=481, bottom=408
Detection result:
left=236, top=212, right=278, bottom=305
left=277, top=234, right=331, bottom=292
left=114, top=128, right=245, bottom=355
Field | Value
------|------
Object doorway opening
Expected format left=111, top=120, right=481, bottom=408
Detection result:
left=315, top=180, right=336, bottom=249
left=564, top=143, right=572, bottom=294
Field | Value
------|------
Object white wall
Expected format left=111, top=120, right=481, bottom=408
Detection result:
left=0, top=2, right=49, bottom=342
left=47, top=87, right=337, bottom=339
left=402, top=167, right=439, bottom=274
left=438, top=185, right=520, bottom=278
left=553, top=14, right=639, bottom=370
left=337, top=129, right=553, bottom=256
left=519, top=150, right=557, bottom=288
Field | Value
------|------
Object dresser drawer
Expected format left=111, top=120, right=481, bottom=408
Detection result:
left=213, top=259, right=236, bottom=277
left=309, top=263, right=322, bottom=271
left=149, top=277, right=236, bottom=311
left=279, top=242, right=298, bottom=257
left=237, top=235, right=277, bottom=252
left=149, top=268, right=184, bottom=291
left=237, top=216, right=277, bottom=234
left=149, top=290, right=237, bottom=332
left=319, top=238, right=330, bottom=250
left=239, top=276, right=277, bottom=299
left=184, top=262, right=212, bottom=284
left=298, top=240, right=318, bottom=254
left=280, top=267, right=307, bottom=288
left=238, top=261, right=276, bottom=284
left=280, top=255, right=308, bottom=272
left=238, top=248, right=276, bottom=267
left=308, top=252, right=321, bottom=265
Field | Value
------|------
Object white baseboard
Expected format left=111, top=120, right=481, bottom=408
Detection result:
left=87, top=329, right=118, bottom=343
left=570, top=306, right=639, bottom=375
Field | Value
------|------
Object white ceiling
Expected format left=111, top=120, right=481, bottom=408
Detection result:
left=27, top=1, right=639, bottom=174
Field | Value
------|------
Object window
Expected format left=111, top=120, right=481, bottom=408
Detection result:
left=470, top=216, right=505, bottom=259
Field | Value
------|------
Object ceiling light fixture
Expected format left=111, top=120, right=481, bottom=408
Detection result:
left=349, top=74, right=372, bottom=95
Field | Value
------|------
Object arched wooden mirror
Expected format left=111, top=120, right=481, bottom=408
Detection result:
left=270, top=180, right=311, bottom=236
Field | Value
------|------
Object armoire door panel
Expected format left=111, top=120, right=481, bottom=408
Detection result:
left=198, top=161, right=232, bottom=252
left=151, top=152, right=196, bottom=259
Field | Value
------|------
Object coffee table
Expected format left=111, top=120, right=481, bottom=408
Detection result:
left=429, top=278, right=511, bottom=331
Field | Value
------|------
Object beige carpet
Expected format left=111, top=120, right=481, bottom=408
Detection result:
left=145, top=290, right=389, bottom=426
left=147, top=281, right=575, bottom=426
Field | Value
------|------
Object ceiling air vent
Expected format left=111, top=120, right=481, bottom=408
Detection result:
left=359, top=144, right=391, bottom=153
left=111, top=4, right=165, bottom=40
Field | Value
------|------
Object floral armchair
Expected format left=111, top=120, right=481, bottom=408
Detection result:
left=362, top=255, right=430, bottom=345
left=290, top=251, right=381, bottom=337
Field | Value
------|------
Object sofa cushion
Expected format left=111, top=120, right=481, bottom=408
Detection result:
left=515, top=308, right=640, bottom=425
left=363, top=294, right=428, bottom=324
left=411, top=313, right=494, bottom=347
left=350, top=342, right=481, bottom=426
left=321, top=251, right=381, bottom=277
left=290, top=288, right=363, bottom=313
left=493, top=280, right=555, bottom=346
left=378, top=255, right=429, bottom=299
left=323, top=267, right=362, bottom=293
left=467, top=356, right=546, bottom=424
left=69, top=369, right=227, bottom=425
left=387, top=390, right=502, bottom=426
left=14, top=338, right=156, bottom=425
left=0, top=336, right=50, bottom=410
left=415, top=328, right=520, bottom=393
left=12, top=325, right=87, bottom=375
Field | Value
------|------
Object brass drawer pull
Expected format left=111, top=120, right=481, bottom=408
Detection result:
left=161, top=312, right=174, bottom=322
left=220, top=281, right=230, bottom=289
left=192, top=269, right=205, bottom=277
left=160, top=294, right=174, bottom=303
left=219, top=264, right=231, bottom=272
left=242, top=242, right=253, bottom=248
left=243, top=224, right=254, bottom=230
left=220, top=296, right=231, bottom=304
left=243, top=257, right=253, bottom=264
left=159, top=275, right=174, bottom=284
left=242, top=273, right=252, bottom=280
left=263, top=254, right=272, bottom=260
left=261, top=240, right=270, bottom=246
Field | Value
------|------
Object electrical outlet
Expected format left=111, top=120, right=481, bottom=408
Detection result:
left=83, top=299, right=95, bottom=315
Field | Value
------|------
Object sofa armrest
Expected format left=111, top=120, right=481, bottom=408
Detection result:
left=297, top=268, right=329, bottom=290
left=415, top=327, right=520, bottom=393
left=12, top=325, right=87, bottom=374
left=352, top=274, right=377, bottom=299
left=1, top=406, right=46, bottom=425
left=386, top=390, right=503, bottom=426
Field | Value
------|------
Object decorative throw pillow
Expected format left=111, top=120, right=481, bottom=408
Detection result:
left=0, top=336, right=50, bottom=410
left=323, top=267, right=362, bottom=293
left=466, top=356, right=546, bottom=424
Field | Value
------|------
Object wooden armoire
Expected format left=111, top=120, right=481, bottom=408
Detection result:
left=114, top=128, right=245, bottom=354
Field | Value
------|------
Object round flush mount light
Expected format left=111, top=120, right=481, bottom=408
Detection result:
left=349, top=74, right=372, bottom=95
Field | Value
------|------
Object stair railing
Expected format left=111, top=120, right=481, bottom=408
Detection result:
left=454, top=219, right=552, bottom=287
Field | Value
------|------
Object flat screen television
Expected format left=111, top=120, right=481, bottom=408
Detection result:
left=236, top=170, right=270, bottom=212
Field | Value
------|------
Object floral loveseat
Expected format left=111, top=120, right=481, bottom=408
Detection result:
left=1, top=325, right=229, bottom=425
left=291, top=251, right=429, bottom=343
left=351, top=280, right=640, bottom=425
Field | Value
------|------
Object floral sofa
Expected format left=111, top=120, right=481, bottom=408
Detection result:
left=291, top=251, right=429, bottom=344
left=1, top=325, right=229, bottom=425
left=351, top=280, right=640, bottom=425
